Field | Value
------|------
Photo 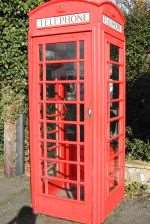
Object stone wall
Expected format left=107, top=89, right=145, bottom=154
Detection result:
left=25, top=157, right=150, bottom=186
left=125, top=161, right=150, bottom=186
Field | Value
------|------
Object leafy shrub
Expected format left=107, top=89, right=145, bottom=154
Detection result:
left=0, top=0, right=48, bottom=154
left=126, top=181, right=148, bottom=198
left=0, top=0, right=150, bottom=162
left=126, top=127, right=150, bottom=161
left=124, top=0, right=150, bottom=162
left=125, top=2, right=150, bottom=82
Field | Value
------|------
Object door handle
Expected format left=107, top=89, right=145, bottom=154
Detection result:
left=87, top=108, right=92, bottom=118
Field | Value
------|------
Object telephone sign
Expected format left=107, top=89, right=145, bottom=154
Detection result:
left=103, top=15, right=122, bottom=32
left=37, top=12, right=90, bottom=28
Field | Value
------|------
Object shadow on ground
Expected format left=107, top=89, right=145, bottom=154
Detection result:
left=7, top=206, right=37, bottom=224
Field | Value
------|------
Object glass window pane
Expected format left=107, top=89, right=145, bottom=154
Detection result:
left=40, top=64, right=43, bottom=80
left=41, top=179, right=46, bottom=194
left=47, top=162, right=57, bottom=176
left=41, top=160, right=45, bottom=176
left=110, top=102, right=119, bottom=118
left=40, top=103, right=43, bottom=119
left=110, top=121, right=119, bottom=137
left=80, top=145, right=84, bottom=162
left=39, top=44, right=43, bottom=61
left=80, top=40, right=84, bottom=59
left=64, top=84, right=77, bottom=101
left=40, top=85, right=43, bottom=100
left=80, top=125, right=84, bottom=142
left=110, top=83, right=119, bottom=99
left=110, top=44, right=119, bottom=61
left=110, top=139, right=119, bottom=151
left=46, top=84, right=55, bottom=99
left=46, top=42, right=76, bottom=60
left=80, top=104, right=84, bottom=121
left=110, top=64, right=119, bottom=80
left=109, top=156, right=119, bottom=191
left=80, top=185, right=85, bottom=201
left=69, top=164, right=77, bottom=181
left=80, top=84, right=84, bottom=101
left=40, top=123, right=44, bottom=138
left=48, top=180, right=77, bottom=200
left=47, top=143, right=57, bottom=158
left=46, top=83, right=77, bottom=101
left=47, top=123, right=56, bottom=140
left=64, top=104, right=77, bottom=121
left=80, top=165, right=84, bottom=181
left=64, top=124, right=77, bottom=141
left=46, top=104, right=77, bottom=121
left=46, top=104, right=56, bottom=120
left=80, top=62, right=84, bottom=80
left=46, top=63, right=77, bottom=80
left=67, top=144, right=77, bottom=161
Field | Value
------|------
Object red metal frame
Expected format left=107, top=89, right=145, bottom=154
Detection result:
left=28, top=1, right=125, bottom=224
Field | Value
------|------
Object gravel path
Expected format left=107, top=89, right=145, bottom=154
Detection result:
left=0, top=175, right=149, bottom=224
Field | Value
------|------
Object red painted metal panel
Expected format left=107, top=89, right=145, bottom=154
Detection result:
left=28, top=1, right=125, bottom=223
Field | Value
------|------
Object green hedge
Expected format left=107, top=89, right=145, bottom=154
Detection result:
left=0, top=0, right=150, bottom=161
left=0, top=0, right=47, bottom=156
left=125, top=1, right=150, bottom=161
left=0, top=0, right=48, bottom=118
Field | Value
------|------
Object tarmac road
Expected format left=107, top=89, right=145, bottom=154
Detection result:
left=0, top=176, right=149, bottom=224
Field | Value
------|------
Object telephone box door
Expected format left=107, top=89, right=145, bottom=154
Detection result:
left=30, top=32, right=93, bottom=223
left=104, top=33, right=125, bottom=214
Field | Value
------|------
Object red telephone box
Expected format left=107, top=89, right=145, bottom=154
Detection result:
left=28, top=0, right=125, bottom=223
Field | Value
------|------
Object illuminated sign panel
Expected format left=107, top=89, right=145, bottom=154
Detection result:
left=103, top=15, right=122, bottom=33
left=36, top=12, right=90, bottom=28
